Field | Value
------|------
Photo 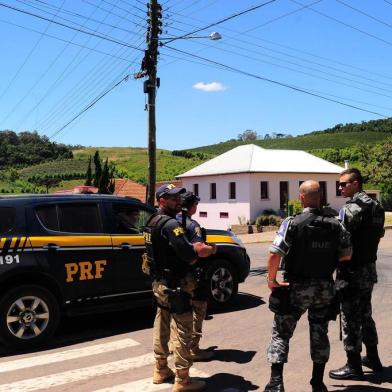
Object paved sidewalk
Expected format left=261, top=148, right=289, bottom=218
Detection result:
left=237, top=230, right=276, bottom=244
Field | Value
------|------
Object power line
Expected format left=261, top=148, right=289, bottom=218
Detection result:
left=0, top=0, right=66, bottom=103
left=17, top=0, right=142, bottom=36
left=16, top=0, right=132, bottom=129
left=162, top=0, right=277, bottom=44
left=164, top=45, right=389, bottom=118
left=49, top=74, right=130, bottom=140
left=0, top=18, right=132, bottom=62
left=336, top=0, right=392, bottom=30
left=289, top=0, right=392, bottom=48
left=0, top=2, right=144, bottom=52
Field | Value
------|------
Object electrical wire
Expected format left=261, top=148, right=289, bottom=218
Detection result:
left=162, top=0, right=277, bottom=44
left=336, top=0, right=392, bottom=30
left=17, top=0, right=133, bottom=129
left=48, top=73, right=131, bottom=140
left=164, top=45, right=389, bottom=118
left=289, top=0, right=392, bottom=48
left=0, top=2, right=144, bottom=51
left=0, top=0, right=66, bottom=103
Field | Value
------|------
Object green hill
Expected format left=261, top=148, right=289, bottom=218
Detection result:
left=185, top=131, right=391, bottom=156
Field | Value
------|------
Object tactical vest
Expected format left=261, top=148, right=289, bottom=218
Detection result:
left=143, top=213, right=188, bottom=280
left=284, top=211, right=341, bottom=280
left=349, top=195, right=384, bottom=265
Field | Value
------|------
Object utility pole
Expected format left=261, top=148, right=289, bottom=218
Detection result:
left=141, top=0, right=162, bottom=206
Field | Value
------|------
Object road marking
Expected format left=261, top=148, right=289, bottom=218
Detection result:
left=93, top=369, right=209, bottom=392
left=0, top=338, right=140, bottom=373
left=0, top=353, right=155, bottom=392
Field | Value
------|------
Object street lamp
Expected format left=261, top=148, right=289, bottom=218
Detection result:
left=159, top=32, right=222, bottom=44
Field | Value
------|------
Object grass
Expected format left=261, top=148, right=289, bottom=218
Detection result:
left=186, top=132, right=392, bottom=155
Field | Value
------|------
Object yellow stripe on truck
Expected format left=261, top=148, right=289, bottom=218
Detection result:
left=29, top=236, right=112, bottom=247
left=206, top=234, right=236, bottom=244
left=111, top=235, right=145, bottom=246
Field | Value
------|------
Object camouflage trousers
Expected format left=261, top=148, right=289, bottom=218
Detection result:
left=152, top=273, right=196, bottom=370
left=341, top=263, right=379, bottom=354
left=267, top=280, right=335, bottom=364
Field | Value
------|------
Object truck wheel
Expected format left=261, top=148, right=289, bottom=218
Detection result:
left=0, top=285, right=60, bottom=349
left=206, top=260, right=238, bottom=307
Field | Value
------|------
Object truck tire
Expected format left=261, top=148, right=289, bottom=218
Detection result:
left=0, top=285, right=60, bottom=349
left=206, top=259, right=238, bottom=308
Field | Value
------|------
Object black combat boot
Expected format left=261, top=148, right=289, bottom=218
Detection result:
left=329, top=352, right=364, bottom=380
left=362, top=345, right=383, bottom=372
left=264, top=363, right=285, bottom=392
left=310, top=363, right=328, bottom=392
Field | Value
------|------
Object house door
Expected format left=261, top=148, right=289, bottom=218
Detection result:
left=280, top=181, right=289, bottom=211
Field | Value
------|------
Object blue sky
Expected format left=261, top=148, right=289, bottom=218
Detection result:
left=0, top=0, right=391, bottom=150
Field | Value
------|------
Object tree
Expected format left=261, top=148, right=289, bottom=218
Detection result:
left=237, top=129, right=258, bottom=141
left=29, top=176, right=61, bottom=193
left=93, top=151, right=102, bottom=187
left=85, top=156, right=92, bottom=186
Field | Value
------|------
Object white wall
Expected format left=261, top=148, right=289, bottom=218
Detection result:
left=181, top=174, right=251, bottom=230
left=181, top=172, right=347, bottom=229
left=249, top=172, right=346, bottom=221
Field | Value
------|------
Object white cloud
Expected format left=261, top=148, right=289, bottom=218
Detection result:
left=192, top=82, right=227, bottom=92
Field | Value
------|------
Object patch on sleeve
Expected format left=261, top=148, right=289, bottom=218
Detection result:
left=173, top=227, right=184, bottom=236
left=195, top=227, right=202, bottom=237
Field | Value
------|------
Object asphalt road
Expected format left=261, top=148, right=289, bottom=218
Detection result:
left=0, top=233, right=391, bottom=391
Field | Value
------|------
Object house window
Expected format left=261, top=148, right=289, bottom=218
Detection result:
left=260, top=181, right=269, bottom=199
left=193, top=184, right=199, bottom=196
left=210, top=183, right=216, bottom=199
left=220, top=212, right=229, bottom=218
left=336, top=181, right=342, bottom=197
left=229, top=182, right=236, bottom=199
left=199, top=211, right=207, bottom=218
left=280, top=181, right=289, bottom=210
left=320, top=181, right=327, bottom=206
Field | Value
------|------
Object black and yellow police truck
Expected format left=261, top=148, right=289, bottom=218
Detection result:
left=0, top=194, right=250, bottom=348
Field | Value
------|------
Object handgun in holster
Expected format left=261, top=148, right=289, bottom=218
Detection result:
left=268, top=286, right=294, bottom=315
left=163, top=287, right=192, bottom=314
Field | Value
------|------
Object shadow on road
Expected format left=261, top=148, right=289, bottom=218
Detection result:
left=208, top=292, right=265, bottom=316
left=0, top=304, right=155, bottom=357
left=205, top=373, right=259, bottom=391
left=201, top=348, right=256, bottom=364
left=331, top=367, right=392, bottom=391
left=249, top=266, right=267, bottom=277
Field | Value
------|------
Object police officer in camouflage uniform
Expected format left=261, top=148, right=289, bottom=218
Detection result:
left=329, top=168, right=385, bottom=380
left=177, top=192, right=215, bottom=361
left=264, top=180, right=352, bottom=392
left=144, top=184, right=215, bottom=392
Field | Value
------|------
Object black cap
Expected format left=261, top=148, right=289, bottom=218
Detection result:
left=156, top=183, right=185, bottom=200
left=180, top=191, right=200, bottom=208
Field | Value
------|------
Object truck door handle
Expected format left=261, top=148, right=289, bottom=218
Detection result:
left=120, top=243, right=132, bottom=250
left=43, top=243, right=60, bottom=251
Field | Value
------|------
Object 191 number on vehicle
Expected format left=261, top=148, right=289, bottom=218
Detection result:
left=0, top=255, right=20, bottom=265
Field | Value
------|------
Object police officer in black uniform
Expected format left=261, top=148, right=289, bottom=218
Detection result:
left=143, top=184, right=215, bottom=392
left=264, top=180, right=352, bottom=392
left=177, top=191, right=215, bottom=361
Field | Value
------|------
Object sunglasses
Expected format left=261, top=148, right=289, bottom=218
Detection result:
left=338, top=181, right=353, bottom=188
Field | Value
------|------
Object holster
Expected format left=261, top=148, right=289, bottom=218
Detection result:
left=164, top=287, right=192, bottom=314
left=268, top=286, right=293, bottom=315
left=326, top=294, right=341, bottom=321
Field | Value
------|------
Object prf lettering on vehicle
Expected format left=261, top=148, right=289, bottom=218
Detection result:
left=65, top=260, right=107, bottom=282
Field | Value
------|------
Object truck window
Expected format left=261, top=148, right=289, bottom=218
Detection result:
left=0, top=207, right=16, bottom=233
left=58, top=203, right=102, bottom=233
left=112, top=203, right=152, bottom=235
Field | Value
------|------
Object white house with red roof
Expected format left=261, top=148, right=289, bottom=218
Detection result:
left=177, top=144, right=345, bottom=230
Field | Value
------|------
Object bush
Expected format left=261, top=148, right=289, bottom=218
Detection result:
left=288, top=199, right=303, bottom=215
left=261, top=208, right=278, bottom=216
left=256, top=214, right=283, bottom=230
